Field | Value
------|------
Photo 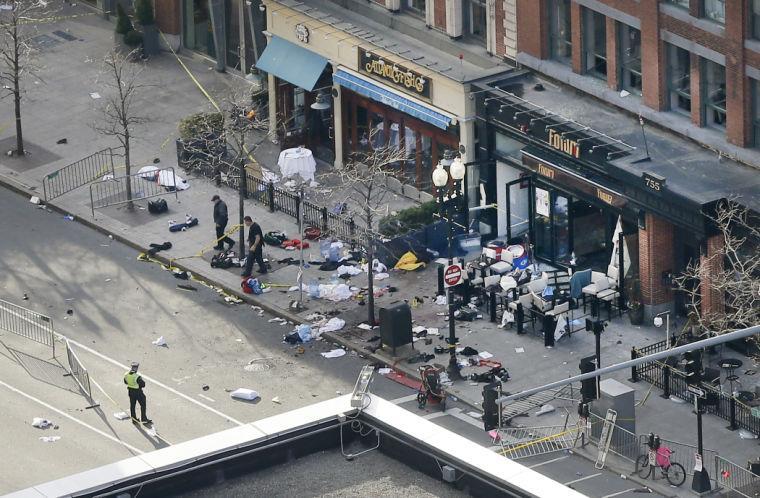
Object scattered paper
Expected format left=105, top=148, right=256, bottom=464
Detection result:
left=113, top=412, right=129, bottom=420
left=230, top=388, right=260, bottom=401
left=479, top=351, right=493, bottom=359
left=515, top=347, right=525, bottom=353
left=30, top=196, right=40, bottom=205
left=357, top=323, right=375, bottom=330
left=39, top=436, right=61, bottom=442
left=435, top=295, right=447, bottom=305
left=535, top=404, right=555, bottom=416
left=426, top=328, right=439, bottom=335
left=412, top=326, right=426, bottom=333
left=151, top=336, right=167, bottom=347
left=467, top=411, right=482, bottom=419
left=32, top=418, right=53, bottom=429
left=321, top=348, right=346, bottom=359
left=378, top=367, right=392, bottom=375
left=271, top=396, right=281, bottom=404
left=89, top=92, right=101, bottom=99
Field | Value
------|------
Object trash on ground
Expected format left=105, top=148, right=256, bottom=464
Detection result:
left=63, top=215, right=74, bottom=221
left=426, top=328, right=439, bottom=335
left=318, top=317, right=345, bottom=335
left=479, top=351, right=493, bottom=360
left=739, top=429, right=758, bottom=439
left=412, top=326, right=426, bottom=333
left=89, top=92, right=101, bottom=99
left=535, top=404, right=555, bottom=416
left=321, top=348, right=346, bottom=359
left=114, top=412, right=129, bottom=420
left=30, top=195, right=41, bottom=205
left=378, top=367, right=392, bottom=375
left=177, top=284, right=197, bottom=292
left=230, top=388, right=260, bottom=401
left=202, top=385, right=210, bottom=391
left=39, top=436, right=61, bottom=443
left=151, top=336, right=167, bottom=347
left=357, top=323, right=376, bottom=330
left=488, top=429, right=501, bottom=442
left=515, top=347, right=525, bottom=353
left=271, top=396, right=281, bottom=404
left=32, top=418, right=54, bottom=429
left=269, top=317, right=287, bottom=324
left=467, top=411, right=481, bottom=419
left=435, top=295, right=447, bottom=306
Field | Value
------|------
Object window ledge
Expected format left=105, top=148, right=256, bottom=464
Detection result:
left=746, top=39, right=760, bottom=55
left=659, top=3, right=725, bottom=37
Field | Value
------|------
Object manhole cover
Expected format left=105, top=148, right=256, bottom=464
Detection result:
left=244, top=359, right=274, bottom=372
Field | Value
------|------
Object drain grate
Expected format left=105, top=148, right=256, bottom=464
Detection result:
left=30, top=34, right=61, bottom=50
left=52, top=30, right=77, bottom=41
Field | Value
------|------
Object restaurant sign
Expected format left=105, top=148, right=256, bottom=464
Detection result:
left=359, top=50, right=431, bottom=99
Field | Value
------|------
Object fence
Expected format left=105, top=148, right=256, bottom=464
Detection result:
left=587, top=412, right=640, bottom=465
left=631, top=339, right=760, bottom=437
left=0, top=299, right=55, bottom=357
left=89, top=167, right=180, bottom=216
left=64, top=339, right=97, bottom=408
left=715, top=455, right=760, bottom=497
left=43, top=148, right=115, bottom=202
left=245, top=171, right=369, bottom=248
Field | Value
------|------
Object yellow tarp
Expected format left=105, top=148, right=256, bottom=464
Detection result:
left=394, top=251, right=426, bottom=271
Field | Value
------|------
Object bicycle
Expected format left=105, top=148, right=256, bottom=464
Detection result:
left=636, top=433, right=686, bottom=486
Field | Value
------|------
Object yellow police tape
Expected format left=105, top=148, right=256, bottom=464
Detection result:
left=158, top=30, right=220, bottom=112
left=498, top=426, right=579, bottom=456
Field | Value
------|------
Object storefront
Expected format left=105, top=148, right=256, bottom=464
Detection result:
left=259, top=0, right=509, bottom=189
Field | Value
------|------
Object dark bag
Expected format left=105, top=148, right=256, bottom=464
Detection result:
left=148, top=198, right=168, bottom=214
left=211, top=251, right=234, bottom=269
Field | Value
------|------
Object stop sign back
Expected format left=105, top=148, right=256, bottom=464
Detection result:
left=444, top=264, right=462, bottom=287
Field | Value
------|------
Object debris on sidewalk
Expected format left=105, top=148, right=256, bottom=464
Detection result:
left=515, top=347, right=525, bottom=353
left=177, top=284, right=197, bottom=292
left=535, top=404, right=555, bottom=416
left=435, top=295, right=447, bottom=306
left=89, top=92, right=101, bottom=99
left=317, top=317, right=345, bottom=335
left=357, top=323, right=376, bottom=330
left=230, top=388, right=260, bottom=401
left=321, top=348, right=346, bottom=359
left=39, top=436, right=61, bottom=443
left=63, top=214, right=75, bottom=221
left=114, top=412, right=130, bottom=420
left=269, top=317, right=287, bottom=324
left=151, top=336, right=167, bottom=347
left=378, top=367, right=392, bottom=375
left=30, top=195, right=41, bottom=205
left=271, top=396, right=281, bottom=404
left=31, top=418, right=55, bottom=429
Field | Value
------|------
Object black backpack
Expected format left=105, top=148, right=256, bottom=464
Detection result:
left=148, top=198, right=168, bottom=214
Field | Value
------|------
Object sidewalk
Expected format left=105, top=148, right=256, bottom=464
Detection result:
left=1, top=7, right=757, bottom=494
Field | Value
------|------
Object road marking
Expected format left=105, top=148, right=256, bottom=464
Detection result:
left=390, top=394, right=419, bottom=405
left=62, top=336, right=244, bottom=426
left=601, top=488, right=642, bottom=498
left=564, top=472, right=602, bottom=486
left=0, top=379, right=144, bottom=454
left=422, top=411, right=448, bottom=420
left=198, top=394, right=215, bottom=403
left=529, top=455, right=571, bottom=469
left=447, top=407, right=485, bottom=429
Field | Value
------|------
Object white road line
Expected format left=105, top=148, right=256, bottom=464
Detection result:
left=62, top=336, right=244, bottom=426
left=390, top=394, right=419, bottom=405
left=447, top=408, right=486, bottom=429
left=422, top=411, right=448, bottom=420
left=564, top=472, right=602, bottom=486
left=198, top=394, right=215, bottom=403
left=529, top=455, right=571, bottom=469
left=601, top=488, right=641, bottom=498
left=0, top=379, right=144, bottom=454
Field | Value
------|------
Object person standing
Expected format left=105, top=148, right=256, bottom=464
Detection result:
left=241, top=216, right=267, bottom=277
left=211, top=194, right=235, bottom=251
left=124, top=361, right=151, bottom=425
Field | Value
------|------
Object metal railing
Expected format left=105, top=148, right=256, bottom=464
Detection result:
left=89, top=167, right=180, bottom=216
left=43, top=148, right=115, bottom=201
left=587, top=412, right=640, bottom=465
left=65, top=339, right=94, bottom=404
left=715, top=455, right=760, bottom=497
left=498, top=423, right=578, bottom=460
left=0, top=299, right=55, bottom=357
left=637, top=434, right=719, bottom=481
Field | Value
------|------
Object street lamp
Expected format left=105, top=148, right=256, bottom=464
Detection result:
left=433, top=154, right=465, bottom=381
left=654, top=311, right=671, bottom=349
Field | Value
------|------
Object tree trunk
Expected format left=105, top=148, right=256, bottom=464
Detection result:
left=367, top=239, right=375, bottom=326
left=124, top=134, right=133, bottom=210
left=13, top=22, right=24, bottom=156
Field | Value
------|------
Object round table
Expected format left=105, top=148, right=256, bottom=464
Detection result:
left=720, top=358, right=743, bottom=394
left=278, top=147, right=316, bottom=182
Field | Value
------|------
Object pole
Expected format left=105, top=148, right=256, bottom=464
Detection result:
left=665, top=313, right=670, bottom=349
left=446, top=187, right=461, bottom=381
left=595, top=327, right=601, bottom=398
left=238, top=157, right=246, bottom=257
left=298, top=185, right=304, bottom=309
left=692, top=396, right=712, bottom=492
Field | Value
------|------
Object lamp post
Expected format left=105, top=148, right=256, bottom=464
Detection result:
left=654, top=311, right=671, bottom=349
left=433, top=154, right=466, bottom=381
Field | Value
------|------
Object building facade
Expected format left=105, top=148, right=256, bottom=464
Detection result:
left=514, top=0, right=760, bottom=168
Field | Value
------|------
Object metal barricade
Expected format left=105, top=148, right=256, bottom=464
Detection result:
left=43, top=148, right=115, bottom=201
left=89, top=167, right=180, bottom=216
left=638, top=434, right=719, bottom=481
left=587, top=412, right=641, bottom=464
left=715, top=455, right=760, bottom=497
left=498, top=424, right=579, bottom=459
left=0, top=298, right=55, bottom=357
left=64, top=339, right=94, bottom=403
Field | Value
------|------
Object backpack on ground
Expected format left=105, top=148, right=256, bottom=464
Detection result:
left=148, top=198, right=168, bottom=214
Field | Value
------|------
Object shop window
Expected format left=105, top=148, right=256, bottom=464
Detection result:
left=667, top=44, right=691, bottom=114
left=666, top=0, right=689, bottom=9
left=464, top=0, right=487, bottom=45
left=618, top=23, right=642, bottom=96
left=553, top=194, right=570, bottom=264
left=494, top=132, right=526, bottom=158
left=419, top=134, right=433, bottom=191
left=182, top=0, right=215, bottom=58
left=293, top=87, right=306, bottom=129
left=702, top=59, right=726, bottom=129
left=583, top=9, right=607, bottom=80
left=406, top=0, right=425, bottom=16
left=534, top=187, right=552, bottom=260
left=702, top=0, right=725, bottom=24
left=753, top=79, right=760, bottom=147
left=752, top=0, right=760, bottom=40
left=548, top=0, right=572, bottom=65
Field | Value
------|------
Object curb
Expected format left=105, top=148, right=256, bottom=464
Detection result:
left=0, top=173, right=482, bottom=410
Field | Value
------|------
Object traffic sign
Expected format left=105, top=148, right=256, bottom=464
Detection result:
left=444, top=264, right=463, bottom=287
left=688, top=385, right=706, bottom=398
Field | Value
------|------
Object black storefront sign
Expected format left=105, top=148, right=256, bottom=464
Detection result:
left=359, top=50, right=431, bottom=99
left=522, top=152, right=627, bottom=210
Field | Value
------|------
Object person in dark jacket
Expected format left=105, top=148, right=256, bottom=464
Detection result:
left=211, top=194, right=235, bottom=251
left=241, top=216, right=267, bottom=277
left=124, top=361, right=151, bottom=425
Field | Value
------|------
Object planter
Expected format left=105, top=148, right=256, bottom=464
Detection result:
left=140, top=23, right=160, bottom=56
left=628, top=305, right=644, bottom=326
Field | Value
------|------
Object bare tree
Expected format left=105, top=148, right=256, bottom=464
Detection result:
left=94, top=49, right=149, bottom=210
left=335, top=136, right=407, bottom=324
left=0, top=0, right=57, bottom=156
left=673, top=199, right=759, bottom=338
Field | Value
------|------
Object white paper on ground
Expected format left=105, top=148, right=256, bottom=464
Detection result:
left=39, top=436, right=61, bottom=442
left=32, top=418, right=53, bottom=429
left=152, top=336, right=167, bottom=347
left=479, top=351, right=493, bottom=359
left=357, top=323, right=374, bottom=330
left=515, top=347, right=525, bottom=353
left=113, top=412, right=130, bottom=420
left=321, top=348, right=346, bottom=358
left=412, top=326, right=426, bottom=333
left=230, top=388, right=260, bottom=401
left=467, top=411, right=482, bottom=418
left=378, top=368, right=392, bottom=374
left=426, top=328, right=439, bottom=335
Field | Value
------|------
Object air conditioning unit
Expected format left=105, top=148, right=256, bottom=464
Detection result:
left=446, top=0, right=463, bottom=38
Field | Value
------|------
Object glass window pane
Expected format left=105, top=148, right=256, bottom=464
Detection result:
left=619, top=24, right=642, bottom=95
left=549, top=0, right=572, bottom=65
left=293, top=87, right=305, bottom=128
left=753, top=79, right=760, bottom=147
left=703, top=0, right=725, bottom=24
left=752, top=0, right=760, bottom=40
left=583, top=10, right=607, bottom=80
left=668, top=44, right=691, bottom=114
left=553, top=194, right=570, bottom=263
left=702, top=59, right=726, bottom=129
left=534, top=187, right=552, bottom=260
left=407, top=0, right=425, bottom=15
left=668, top=0, right=689, bottom=8
left=419, top=134, right=432, bottom=191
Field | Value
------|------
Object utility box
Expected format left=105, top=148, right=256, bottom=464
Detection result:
left=591, top=379, right=636, bottom=435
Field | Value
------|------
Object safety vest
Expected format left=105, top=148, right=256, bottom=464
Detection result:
left=124, top=371, right=141, bottom=389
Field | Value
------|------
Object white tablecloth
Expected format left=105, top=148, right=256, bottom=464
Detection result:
left=278, top=147, right=316, bottom=182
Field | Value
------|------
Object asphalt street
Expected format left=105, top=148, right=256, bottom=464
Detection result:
left=0, top=186, right=658, bottom=497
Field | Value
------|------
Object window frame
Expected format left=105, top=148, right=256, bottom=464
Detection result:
left=464, top=0, right=488, bottom=45
left=582, top=9, right=607, bottom=80
left=752, top=79, right=760, bottom=147
left=701, top=0, right=725, bottom=24
left=666, top=0, right=689, bottom=9
left=751, top=0, right=760, bottom=40
left=701, top=58, right=726, bottom=130
left=548, top=0, right=572, bottom=65
left=405, top=0, right=426, bottom=17
left=618, top=23, right=642, bottom=96
left=667, top=43, right=691, bottom=115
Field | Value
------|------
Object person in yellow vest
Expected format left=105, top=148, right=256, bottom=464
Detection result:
left=124, top=361, right=151, bottom=425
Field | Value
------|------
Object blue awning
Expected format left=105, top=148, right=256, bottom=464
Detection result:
left=333, top=70, right=451, bottom=130
left=255, top=36, right=328, bottom=91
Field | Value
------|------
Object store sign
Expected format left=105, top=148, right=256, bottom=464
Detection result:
left=547, top=129, right=581, bottom=158
left=643, top=172, right=666, bottom=192
left=537, top=163, right=555, bottom=180
left=295, top=24, right=309, bottom=43
left=359, top=50, right=431, bottom=98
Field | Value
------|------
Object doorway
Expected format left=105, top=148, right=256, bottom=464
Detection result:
left=505, top=176, right=532, bottom=244
left=571, top=199, right=615, bottom=270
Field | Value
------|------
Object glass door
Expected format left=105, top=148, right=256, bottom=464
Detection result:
left=505, top=177, right=532, bottom=244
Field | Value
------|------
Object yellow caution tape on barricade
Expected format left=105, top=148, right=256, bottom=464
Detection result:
left=499, top=427, right=579, bottom=456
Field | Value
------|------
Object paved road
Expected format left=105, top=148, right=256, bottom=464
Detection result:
left=0, top=186, right=658, bottom=497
